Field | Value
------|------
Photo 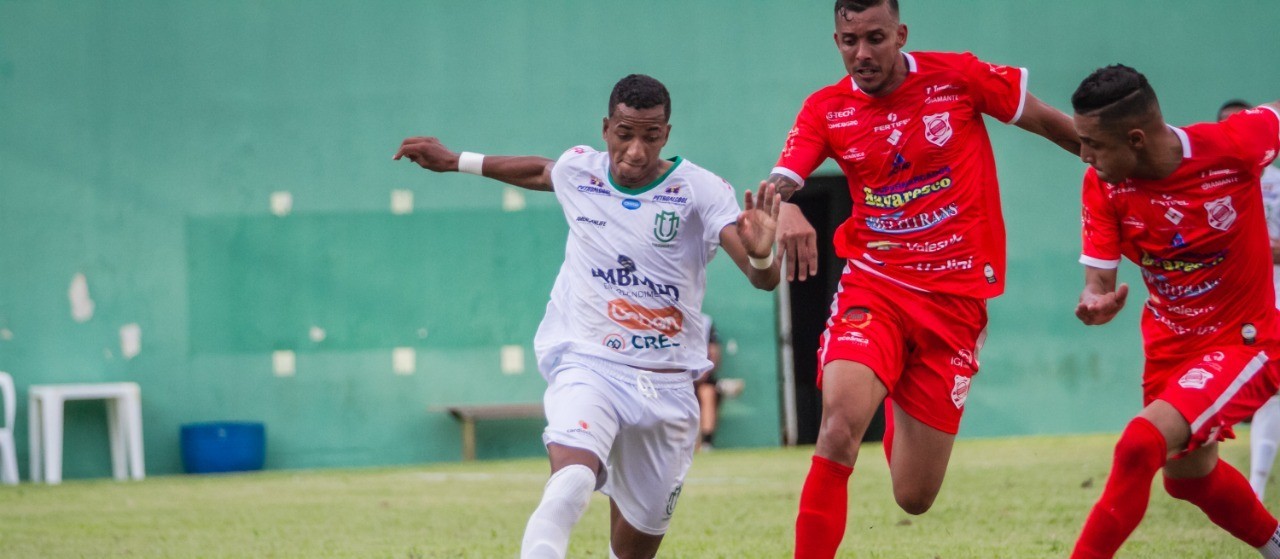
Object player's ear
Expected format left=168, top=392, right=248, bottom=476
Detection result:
left=896, top=24, right=908, bottom=48
left=602, top=117, right=610, bottom=138
left=1127, top=128, right=1146, bottom=150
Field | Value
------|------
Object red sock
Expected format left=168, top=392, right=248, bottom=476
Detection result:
left=795, top=455, right=853, bottom=559
left=1164, top=460, right=1280, bottom=547
left=1071, top=417, right=1167, bottom=559
left=882, top=397, right=894, bottom=466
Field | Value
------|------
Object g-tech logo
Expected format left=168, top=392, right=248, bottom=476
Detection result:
left=607, top=299, right=684, bottom=337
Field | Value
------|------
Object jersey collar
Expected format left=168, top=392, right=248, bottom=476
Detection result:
left=607, top=156, right=683, bottom=195
left=1168, top=125, right=1192, bottom=159
left=848, top=52, right=917, bottom=93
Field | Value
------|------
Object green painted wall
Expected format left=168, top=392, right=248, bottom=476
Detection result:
left=1, top=1, right=1277, bottom=477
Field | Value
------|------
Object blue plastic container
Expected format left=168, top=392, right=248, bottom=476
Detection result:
left=180, top=421, right=266, bottom=474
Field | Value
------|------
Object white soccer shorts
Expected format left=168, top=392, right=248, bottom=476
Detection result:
left=541, top=353, right=698, bottom=535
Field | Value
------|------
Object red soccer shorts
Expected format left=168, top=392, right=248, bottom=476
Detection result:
left=1144, top=344, right=1280, bottom=453
left=817, top=268, right=988, bottom=435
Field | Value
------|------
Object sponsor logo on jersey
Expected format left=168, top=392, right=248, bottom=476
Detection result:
left=607, top=299, right=684, bottom=337
left=874, top=116, right=912, bottom=132
left=1178, top=368, right=1214, bottom=389
left=922, top=112, right=954, bottom=147
left=1122, top=216, right=1146, bottom=229
left=840, top=306, right=872, bottom=328
left=1244, top=323, right=1258, bottom=345
left=577, top=176, right=611, bottom=196
left=889, top=153, right=912, bottom=175
left=827, top=108, right=857, bottom=121
left=575, top=215, right=607, bottom=228
left=911, top=256, right=974, bottom=272
left=1139, top=250, right=1227, bottom=273
left=1170, top=232, right=1187, bottom=249
left=1153, top=195, right=1190, bottom=207
left=887, top=129, right=903, bottom=145
left=1204, top=196, right=1237, bottom=231
left=865, top=203, right=960, bottom=234
left=927, top=94, right=961, bottom=104
left=654, top=211, right=680, bottom=242
left=828, top=120, right=861, bottom=129
left=1164, top=207, right=1184, bottom=224
left=950, top=349, right=975, bottom=369
left=1150, top=307, right=1222, bottom=336
left=1148, top=277, right=1220, bottom=302
left=864, top=175, right=953, bottom=209
left=592, top=255, right=681, bottom=301
left=622, top=198, right=642, bottom=210
left=1166, top=304, right=1215, bottom=318
left=983, top=262, right=997, bottom=284
left=603, top=333, right=626, bottom=352
left=894, top=233, right=963, bottom=253
left=1204, top=351, right=1225, bottom=362
left=837, top=331, right=870, bottom=346
left=841, top=147, right=867, bottom=161
left=926, top=84, right=958, bottom=96
left=951, top=375, right=971, bottom=408
left=652, top=183, right=689, bottom=205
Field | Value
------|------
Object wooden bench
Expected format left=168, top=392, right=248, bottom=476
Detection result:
left=439, top=403, right=544, bottom=461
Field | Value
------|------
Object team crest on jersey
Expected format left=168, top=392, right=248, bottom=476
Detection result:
left=951, top=375, right=970, bottom=409
left=1178, top=368, right=1214, bottom=390
left=1204, top=196, right=1237, bottom=231
left=654, top=211, right=680, bottom=242
left=922, top=112, right=953, bottom=147
left=664, top=483, right=683, bottom=519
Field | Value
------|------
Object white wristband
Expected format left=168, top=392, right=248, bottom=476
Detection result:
left=748, top=249, right=775, bottom=270
left=457, top=152, right=485, bottom=175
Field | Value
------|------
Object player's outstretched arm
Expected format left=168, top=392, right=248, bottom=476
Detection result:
left=720, top=182, right=782, bottom=291
left=759, top=173, right=820, bottom=283
left=1013, top=94, right=1082, bottom=156
left=1075, top=266, right=1128, bottom=326
left=394, top=136, right=554, bottom=192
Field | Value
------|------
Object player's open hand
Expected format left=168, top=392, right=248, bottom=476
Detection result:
left=394, top=137, right=458, bottom=173
left=776, top=199, right=818, bottom=282
left=739, top=182, right=782, bottom=261
left=1075, top=283, right=1129, bottom=326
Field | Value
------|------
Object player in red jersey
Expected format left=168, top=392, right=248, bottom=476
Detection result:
left=1068, top=64, right=1280, bottom=558
left=762, top=1, right=1081, bottom=557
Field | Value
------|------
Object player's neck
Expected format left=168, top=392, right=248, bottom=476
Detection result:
left=1134, top=126, right=1184, bottom=181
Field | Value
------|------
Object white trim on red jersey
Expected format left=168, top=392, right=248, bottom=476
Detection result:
left=1190, top=350, right=1270, bottom=434
left=1261, top=104, right=1280, bottom=147
left=771, top=166, right=805, bottom=189
left=1008, top=68, right=1029, bottom=125
left=1078, top=255, right=1121, bottom=270
left=1170, top=125, right=1193, bottom=158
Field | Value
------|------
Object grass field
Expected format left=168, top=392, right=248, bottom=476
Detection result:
left=0, top=432, right=1270, bottom=558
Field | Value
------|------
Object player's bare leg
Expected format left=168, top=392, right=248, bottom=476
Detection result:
left=795, top=360, right=888, bottom=559
left=886, top=400, right=955, bottom=515
left=521, top=443, right=602, bottom=559
left=607, top=499, right=663, bottom=559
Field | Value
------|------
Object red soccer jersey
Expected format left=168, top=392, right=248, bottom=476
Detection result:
left=1080, top=106, right=1280, bottom=363
left=774, top=51, right=1027, bottom=299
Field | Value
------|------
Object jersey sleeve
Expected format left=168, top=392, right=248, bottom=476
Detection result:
left=958, top=52, right=1028, bottom=124
left=1221, top=106, right=1280, bottom=169
left=550, top=145, right=598, bottom=194
left=700, top=173, right=742, bottom=246
left=772, top=95, right=833, bottom=188
left=1079, top=171, right=1122, bottom=269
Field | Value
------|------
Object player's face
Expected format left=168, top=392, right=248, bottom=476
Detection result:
left=833, top=4, right=907, bottom=96
left=1075, top=114, right=1140, bottom=183
left=603, top=104, right=671, bottom=187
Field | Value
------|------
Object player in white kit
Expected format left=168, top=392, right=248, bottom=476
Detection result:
left=395, top=74, right=781, bottom=559
left=1222, top=100, right=1280, bottom=499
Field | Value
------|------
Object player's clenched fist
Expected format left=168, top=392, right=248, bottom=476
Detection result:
left=394, top=137, right=458, bottom=173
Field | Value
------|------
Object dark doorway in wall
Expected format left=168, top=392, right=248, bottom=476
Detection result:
left=785, top=175, right=885, bottom=445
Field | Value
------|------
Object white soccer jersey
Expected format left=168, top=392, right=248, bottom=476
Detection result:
left=534, top=146, right=741, bottom=378
left=1263, top=165, right=1280, bottom=298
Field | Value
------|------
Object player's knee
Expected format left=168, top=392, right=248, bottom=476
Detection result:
left=1112, top=418, right=1166, bottom=471
left=892, top=487, right=937, bottom=516
left=818, top=410, right=870, bottom=447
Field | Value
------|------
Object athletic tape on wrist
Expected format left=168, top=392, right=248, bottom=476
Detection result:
left=748, top=249, right=775, bottom=270
left=458, top=152, right=485, bottom=175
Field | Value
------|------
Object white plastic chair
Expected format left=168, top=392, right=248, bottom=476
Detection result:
left=0, top=372, right=17, bottom=485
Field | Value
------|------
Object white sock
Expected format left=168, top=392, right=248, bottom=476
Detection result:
left=521, top=464, right=596, bottom=559
left=1259, top=523, right=1280, bottom=559
left=1252, top=396, right=1280, bottom=499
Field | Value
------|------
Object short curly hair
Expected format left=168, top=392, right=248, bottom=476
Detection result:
left=1071, top=64, right=1159, bottom=122
left=608, top=74, right=671, bottom=121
